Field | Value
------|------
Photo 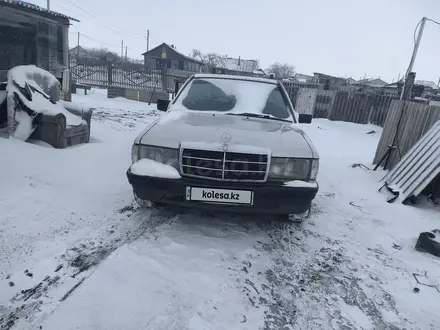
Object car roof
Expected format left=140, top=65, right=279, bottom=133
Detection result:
left=193, top=73, right=279, bottom=85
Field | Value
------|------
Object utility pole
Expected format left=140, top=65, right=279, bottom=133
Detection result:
left=121, top=40, right=124, bottom=58
left=47, top=0, right=50, bottom=10
left=400, top=17, right=427, bottom=100
left=77, top=32, right=80, bottom=56
left=146, top=30, right=150, bottom=52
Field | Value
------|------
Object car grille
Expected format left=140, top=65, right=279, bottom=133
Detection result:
left=181, top=148, right=269, bottom=182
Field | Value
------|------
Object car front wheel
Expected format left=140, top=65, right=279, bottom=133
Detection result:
left=133, top=190, right=166, bottom=209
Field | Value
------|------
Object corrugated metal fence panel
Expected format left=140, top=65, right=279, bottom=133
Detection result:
left=373, top=101, right=440, bottom=169
left=373, top=100, right=401, bottom=166
left=382, top=120, right=440, bottom=202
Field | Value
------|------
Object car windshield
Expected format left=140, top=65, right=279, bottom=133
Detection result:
left=169, top=77, right=294, bottom=121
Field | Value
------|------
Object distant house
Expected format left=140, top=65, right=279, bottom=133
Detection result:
left=415, top=80, right=439, bottom=91
left=355, top=78, right=388, bottom=88
left=69, top=46, right=100, bottom=60
left=312, top=72, right=347, bottom=88
left=142, top=43, right=202, bottom=72
left=383, top=78, right=438, bottom=98
left=345, top=77, right=358, bottom=85
left=295, top=73, right=314, bottom=83
left=0, top=0, right=79, bottom=80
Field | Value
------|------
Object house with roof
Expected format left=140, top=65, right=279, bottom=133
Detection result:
left=355, top=77, right=388, bottom=88
left=295, top=73, right=314, bottom=83
left=0, top=0, right=78, bottom=81
left=142, top=43, right=203, bottom=72
left=312, top=72, right=348, bottom=89
left=382, top=78, right=440, bottom=99
left=69, top=46, right=100, bottom=60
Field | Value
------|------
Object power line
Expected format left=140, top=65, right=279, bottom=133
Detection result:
left=69, top=31, right=138, bottom=54
left=426, top=18, right=440, bottom=26
left=54, top=0, right=145, bottom=39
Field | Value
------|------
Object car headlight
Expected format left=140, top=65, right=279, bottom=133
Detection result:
left=310, top=158, right=319, bottom=181
left=131, top=144, right=179, bottom=169
left=268, top=158, right=314, bottom=181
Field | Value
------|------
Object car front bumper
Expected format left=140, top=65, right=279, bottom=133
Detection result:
left=127, top=169, right=319, bottom=215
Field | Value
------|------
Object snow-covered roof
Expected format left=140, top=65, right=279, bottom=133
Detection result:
left=415, top=80, right=439, bottom=90
left=193, top=73, right=278, bottom=85
left=0, top=0, right=79, bottom=22
left=141, top=43, right=203, bottom=64
left=356, top=78, right=388, bottom=87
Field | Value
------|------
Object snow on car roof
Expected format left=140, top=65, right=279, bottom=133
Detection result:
left=193, top=73, right=279, bottom=85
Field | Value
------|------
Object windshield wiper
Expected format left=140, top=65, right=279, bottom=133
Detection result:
left=226, top=112, right=291, bottom=123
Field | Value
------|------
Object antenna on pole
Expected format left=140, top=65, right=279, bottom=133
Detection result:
left=400, top=17, right=426, bottom=100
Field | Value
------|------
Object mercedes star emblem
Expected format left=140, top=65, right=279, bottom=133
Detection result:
left=221, top=132, right=231, bottom=143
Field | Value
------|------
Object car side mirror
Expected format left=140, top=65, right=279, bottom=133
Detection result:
left=157, top=99, right=170, bottom=111
left=298, top=114, right=312, bottom=124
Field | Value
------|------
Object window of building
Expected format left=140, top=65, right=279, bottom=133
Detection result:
left=57, top=25, right=65, bottom=69
left=0, top=7, right=38, bottom=71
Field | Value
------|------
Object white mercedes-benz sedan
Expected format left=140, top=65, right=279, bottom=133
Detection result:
left=127, top=73, right=319, bottom=216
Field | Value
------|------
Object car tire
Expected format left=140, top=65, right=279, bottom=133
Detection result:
left=287, top=214, right=306, bottom=223
left=133, top=193, right=153, bottom=208
left=285, top=205, right=311, bottom=223
left=133, top=190, right=165, bottom=209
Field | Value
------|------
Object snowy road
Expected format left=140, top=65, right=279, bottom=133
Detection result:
left=1, top=90, right=439, bottom=330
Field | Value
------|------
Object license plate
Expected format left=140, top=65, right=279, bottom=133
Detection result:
left=186, top=187, right=253, bottom=205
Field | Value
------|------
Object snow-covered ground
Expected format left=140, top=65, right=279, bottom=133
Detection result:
left=1, top=89, right=439, bottom=330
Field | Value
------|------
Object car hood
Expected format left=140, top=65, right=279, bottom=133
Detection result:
left=139, top=110, right=317, bottom=158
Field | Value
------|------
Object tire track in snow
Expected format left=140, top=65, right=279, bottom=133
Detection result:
left=0, top=203, right=176, bottom=330
left=237, top=197, right=412, bottom=330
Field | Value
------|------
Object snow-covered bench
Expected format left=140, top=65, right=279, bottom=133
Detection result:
left=2, top=65, right=93, bottom=148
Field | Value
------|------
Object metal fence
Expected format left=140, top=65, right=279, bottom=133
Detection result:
left=373, top=100, right=440, bottom=169
left=70, top=58, right=164, bottom=90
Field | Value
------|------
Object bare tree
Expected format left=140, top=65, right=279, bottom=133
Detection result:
left=266, top=62, right=295, bottom=79
left=83, top=47, right=142, bottom=64
left=86, top=47, right=119, bottom=58
left=191, top=49, right=227, bottom=70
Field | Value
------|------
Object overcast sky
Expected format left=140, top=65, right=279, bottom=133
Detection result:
left=29, top=0, right=440, bottom=83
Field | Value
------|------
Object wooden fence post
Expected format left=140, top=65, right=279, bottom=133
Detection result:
left=401, top=72, right=415, bottom=101
left=107, top=61, right=113, bottom=87
left=162, top=64, right=167, bottom=92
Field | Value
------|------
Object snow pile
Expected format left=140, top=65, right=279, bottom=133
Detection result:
left=170, top=77, right=293, bottom=121
left=130, top=158, right=181, bottom=179
left=6, top=65, right=85, bottom=140
left=1, top=90, right=440, bottom=330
